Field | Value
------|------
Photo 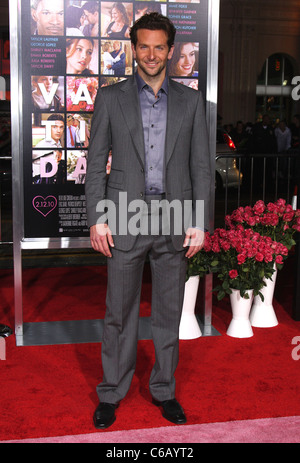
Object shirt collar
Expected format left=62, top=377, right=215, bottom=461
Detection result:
left=135, top=72, right=168, bottom=95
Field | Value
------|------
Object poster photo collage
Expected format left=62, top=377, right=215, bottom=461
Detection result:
left=29, top=0, right=204, bottom=189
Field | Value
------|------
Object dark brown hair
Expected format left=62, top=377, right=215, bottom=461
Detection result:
left=130, top=12, right=176, bottom=50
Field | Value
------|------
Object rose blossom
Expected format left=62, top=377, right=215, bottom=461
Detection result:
left=255, top=252, right=264, bottom=262
left=253, top=200, right=265, bottom=215
left=237, top=253, right=246, bottom=264
left=283, top=211, right=294, bottom=222
left=229, top=269, right=238, bottom=279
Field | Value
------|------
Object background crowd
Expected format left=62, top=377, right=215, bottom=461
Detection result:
left=221, top=114, right=300, bottom=192
left=223, top=114, right=300, bottom=155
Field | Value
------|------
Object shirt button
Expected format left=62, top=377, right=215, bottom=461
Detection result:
left=151, top=124, right=154, bottom=128
left=141, top=168, right=144, bottom=173
left=150, top=145, right=154, bottom=149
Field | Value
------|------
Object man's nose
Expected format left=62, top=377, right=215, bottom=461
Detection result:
left=49, top=14, right=61, bottom=24
left=147, top=49, right=156, bottom=60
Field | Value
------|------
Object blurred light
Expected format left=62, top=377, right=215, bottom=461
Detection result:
left=223, top=133, right=236, bottom=151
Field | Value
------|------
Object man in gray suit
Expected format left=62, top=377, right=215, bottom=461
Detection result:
left=85, top=13, right=212, bottom=429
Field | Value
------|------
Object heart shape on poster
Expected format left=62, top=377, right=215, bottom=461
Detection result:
left=32, top=195, right=58, bottom=217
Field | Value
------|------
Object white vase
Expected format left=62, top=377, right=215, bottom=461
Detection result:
left=179, top=275, right=202, bottom=340
left=250, top=266, right=278, bottom=328
left=227, top=289, right=254, bottom=338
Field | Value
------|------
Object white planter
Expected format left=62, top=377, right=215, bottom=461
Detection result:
left=227, top=289, right=254, bottom=338
left=179, top=275, right=202, bottom=340
left=250, top=267, right=278, bottom=328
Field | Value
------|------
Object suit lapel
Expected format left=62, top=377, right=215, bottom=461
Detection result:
left=118, top=77, right=145, bottom=167
left=117, top=77, right=186, bottom=167
left=165, top=79, right=186, bottom=165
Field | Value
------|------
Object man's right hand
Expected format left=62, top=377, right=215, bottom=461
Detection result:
left=90, top=224, right=114, bottom=257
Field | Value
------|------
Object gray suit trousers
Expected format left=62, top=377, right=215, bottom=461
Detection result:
left=97, top=202, right=187, bottom=404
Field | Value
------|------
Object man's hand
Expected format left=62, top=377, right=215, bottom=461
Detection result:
left=183, top=228, right=205, bottom=258
left=90, top=224, right=114, bottom=257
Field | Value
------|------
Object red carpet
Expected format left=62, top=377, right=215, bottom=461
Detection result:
left=4, top=417, right=300, bottom=443
left=0, top=262, right=300, bottom=441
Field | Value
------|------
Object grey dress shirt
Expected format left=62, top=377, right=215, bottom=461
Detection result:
left=136, top=73, right=168, bottom=195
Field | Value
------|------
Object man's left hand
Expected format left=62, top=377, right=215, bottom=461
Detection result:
left=183, top=228, right=205, bottom=258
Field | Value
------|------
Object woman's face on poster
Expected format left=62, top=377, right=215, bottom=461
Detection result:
left=175, top=43, right=196, bottom=76
left=111, top=7, right=122, bottom=23
left=68, top=39, right=93, bottom=74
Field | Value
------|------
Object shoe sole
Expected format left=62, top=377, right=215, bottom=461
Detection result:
left=93, top=414, right=116, bottom=430
left=162, top=412, right=187, bottom=425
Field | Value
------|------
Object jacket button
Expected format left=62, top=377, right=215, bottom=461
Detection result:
left=140, top=192, right=143, bottom=197
left=141, top=168, right=144, bottom=173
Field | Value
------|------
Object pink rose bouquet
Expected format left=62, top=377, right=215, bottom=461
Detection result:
left=225, top=199, right=300, bottom=250
left=201, top=227, right=288, bottom=300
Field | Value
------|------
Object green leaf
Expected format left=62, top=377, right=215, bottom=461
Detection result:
left=211, top=260, right=219, bottom=267
left=217, top=290, right=225, bottom=301
left=222, top=280, right=230, bottom=290
left=258, top=291, right=264, bottom=302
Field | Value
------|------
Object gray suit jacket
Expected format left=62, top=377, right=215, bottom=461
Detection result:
left=85, top=76, right=211, bottom=251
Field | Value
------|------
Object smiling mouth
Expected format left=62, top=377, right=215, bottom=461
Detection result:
left=145, top=61, right=159, bottom=67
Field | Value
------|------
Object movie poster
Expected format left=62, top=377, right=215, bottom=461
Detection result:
left=21, top=0, right=208, bottom=238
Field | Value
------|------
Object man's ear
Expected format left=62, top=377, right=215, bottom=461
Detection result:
left=131, top=43, right=136, bottom=59
left=31, top=9, right=38, bottom=23
left=168, top=45, right=174, bottom=61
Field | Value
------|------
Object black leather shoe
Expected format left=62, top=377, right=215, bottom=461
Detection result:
left=0, top=324, right=13, bottom=338
left=93, top=402, right=118, bottom=430
left=153, top=398, right=187, bottom=424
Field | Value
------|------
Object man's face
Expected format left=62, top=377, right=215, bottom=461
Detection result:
left=53, top=150, right=62, bottom=162
left=83, top=10, right=98, bottom=25
left=113, top=41, right=120, bottom=51
left=132, top=29, right=174, bottom=80
left=35, top=76, right=53, bottom=94
left=32, top=0, right=64, bottom=36
left=50, top=120, right=64, bottom=142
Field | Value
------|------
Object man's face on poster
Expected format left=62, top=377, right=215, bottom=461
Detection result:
left=83, top=9, right=98, bottom=26
left=32, top=0, right=64, bottom=36
left=50, top=120, right=64, bottom=142
left=113, top=41, right=121, bottom=52
left=53, top=150, right=62, bottom=162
